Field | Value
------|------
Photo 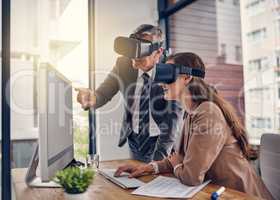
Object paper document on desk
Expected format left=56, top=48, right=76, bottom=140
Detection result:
left=98, top=169, right=145, bottom=189
left=132, top=176, right=211, bottom=199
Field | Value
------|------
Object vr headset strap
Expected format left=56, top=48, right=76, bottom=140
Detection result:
left=179, top=65, right=205, bottom=78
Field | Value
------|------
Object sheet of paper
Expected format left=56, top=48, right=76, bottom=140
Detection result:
left=98, top=169, right=145, bottom=189
left=132, top=176, right=211, bottom=199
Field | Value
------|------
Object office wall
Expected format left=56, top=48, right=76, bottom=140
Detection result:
left=95, top=0, right=158, bottom=161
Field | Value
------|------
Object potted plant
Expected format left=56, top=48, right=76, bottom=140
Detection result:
left=54, top=167, right=95, bottom=200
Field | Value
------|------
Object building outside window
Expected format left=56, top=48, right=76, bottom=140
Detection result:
left=274, top=0, right=280, bottom=6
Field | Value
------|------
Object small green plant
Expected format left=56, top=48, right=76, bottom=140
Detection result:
left=54, top=167, right=95, bottom=194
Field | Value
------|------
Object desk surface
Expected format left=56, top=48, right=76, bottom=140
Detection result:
left=13, top=159, right=261, bottom=200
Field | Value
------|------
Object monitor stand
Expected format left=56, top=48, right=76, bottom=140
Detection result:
left=25, top=144, right=61, bottom=188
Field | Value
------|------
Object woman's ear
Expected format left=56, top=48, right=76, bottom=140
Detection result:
left=182, top=75, right=192, bottom=86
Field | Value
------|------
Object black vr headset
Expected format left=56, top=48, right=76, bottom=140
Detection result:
left=114, top=37, right=162, bottom=59
left=153, top=63, right=205, bottom=84
left=114, top=24, right=163, bottom=59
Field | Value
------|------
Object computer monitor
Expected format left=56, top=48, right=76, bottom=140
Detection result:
left=25, top=63, right=74, bottom=187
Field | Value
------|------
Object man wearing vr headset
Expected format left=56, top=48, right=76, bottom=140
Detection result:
left=76, top=24, right=182, bottom=162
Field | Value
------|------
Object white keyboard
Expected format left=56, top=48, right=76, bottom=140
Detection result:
left=98, top=169, right=145, bottom=189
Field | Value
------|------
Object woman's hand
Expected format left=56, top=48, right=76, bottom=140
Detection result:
left=114, top=164, right=154, bottom=178
left=168, top=152, right=183, bottom=167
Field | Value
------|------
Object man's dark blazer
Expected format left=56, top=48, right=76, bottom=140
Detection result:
left=95, top=56, right=182, bottom=161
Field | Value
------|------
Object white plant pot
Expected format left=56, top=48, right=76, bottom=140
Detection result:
left=64, top=191, right=87, bottom=200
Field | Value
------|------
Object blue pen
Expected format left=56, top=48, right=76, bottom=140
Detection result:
left=211, top=186, right=225, bottom=200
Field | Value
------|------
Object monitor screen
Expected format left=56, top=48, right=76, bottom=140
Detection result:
left=39, top=64, right=74, bottom=182
left=47, top=69, right=73, bottom=165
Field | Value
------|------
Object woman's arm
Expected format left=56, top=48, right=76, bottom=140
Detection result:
left=155, top=117, right=186, bottom=174
left=114, top=163, right=155, bottom=178
left=114, top=156, right=175, bottom=177
left=173, top=102, right=228, bottom=186
left=155, top=158, right=174, bottom=173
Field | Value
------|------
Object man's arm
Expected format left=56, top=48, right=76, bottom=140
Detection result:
left=94, top=57, right=125, bottom=108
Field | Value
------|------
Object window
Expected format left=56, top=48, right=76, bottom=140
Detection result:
left=247, top=28, right=267, bottom=43
left=265, top=88, right=270, bottom=99
left=246, top=0, right=266, bottom=8
left=278, top=113, right=280, bottom=130
left=248, top=87, right=271, bottom=100
left=276, top=52, right=280, bottom=76
left=277, top=19, right=280, bottom=32
left=276, top=50, right=280, bottom=68
left=221, top=43, right=226, bottom=57
left=258, top=118, right=265, bottom=128
left=11, top=0, right=89, bottom=168
left=235, top=45, right=242, bottom=61
left=267, top=118, right=271, bottom=129
left=233, top=0, right=240, bottom=6
left=248, top=57, right=269, bottom=71
left=246, top=0, right=266, bottom=16
left=251, top=117, right=256, bottom=128
left=251, top=117, right=272, bottom=129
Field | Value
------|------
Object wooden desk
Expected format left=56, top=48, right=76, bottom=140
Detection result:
left=13, top=159, right=261, bottom=200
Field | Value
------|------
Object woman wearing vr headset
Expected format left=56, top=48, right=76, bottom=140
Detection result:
left=115, top=52, right=273, bottom=200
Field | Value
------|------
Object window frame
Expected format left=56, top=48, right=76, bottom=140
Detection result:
left=2, top=0, right=12, bottom=199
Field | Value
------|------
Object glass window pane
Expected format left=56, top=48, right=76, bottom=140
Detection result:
left=10, top=0, right=88, bottom=170
left=241, top=0, right=280, bottom=143
left=168, top=0, right=280, bottom=145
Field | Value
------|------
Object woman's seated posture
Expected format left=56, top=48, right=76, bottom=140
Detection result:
left=115, top=52, right=274, bottom=200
